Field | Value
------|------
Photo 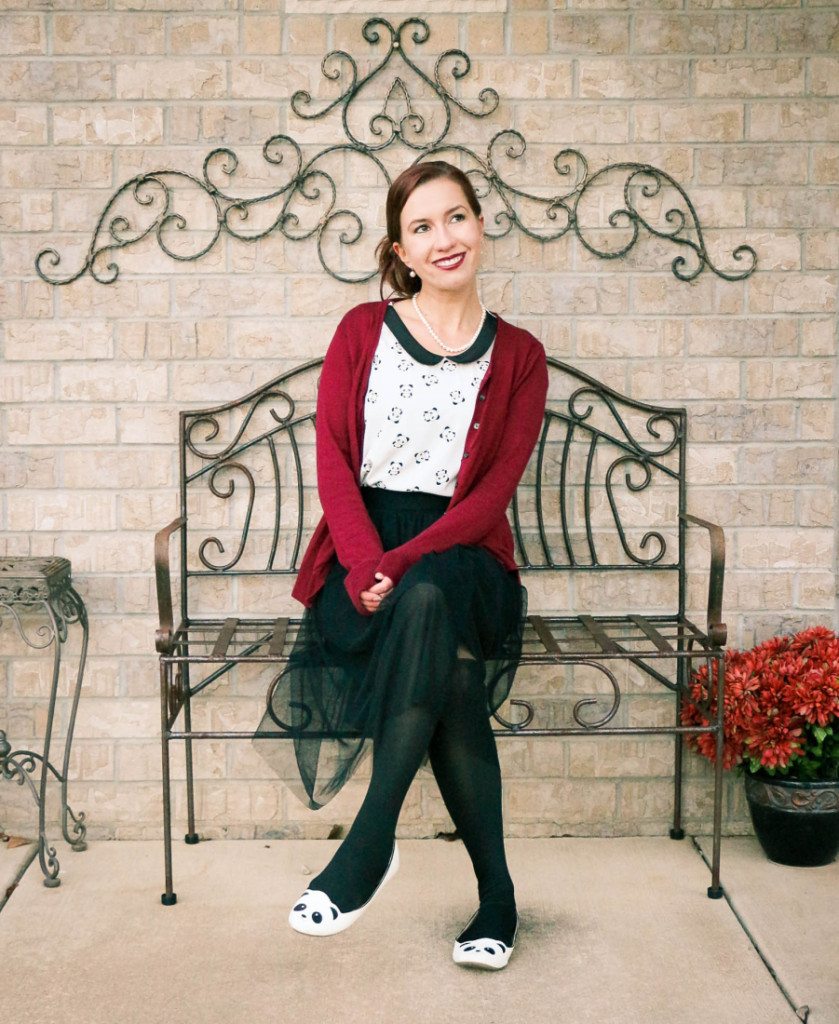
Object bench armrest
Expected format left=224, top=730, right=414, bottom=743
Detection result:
left=155, top=516, right=186, bottom=655
left=680, top=512, right=727, bottom=648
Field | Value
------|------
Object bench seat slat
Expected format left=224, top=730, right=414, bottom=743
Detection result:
left=578, top=614, right=624, bottom=654
left=527, top=614, right=562, bottom=655
left=211, top=617, right=239, bottom=659
left=269, top=617, right=289, bottom=657
left=629, top=614, right=675, bottom=653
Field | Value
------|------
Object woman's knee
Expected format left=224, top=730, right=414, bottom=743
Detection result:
left=394, top=579, right=448, bottom=618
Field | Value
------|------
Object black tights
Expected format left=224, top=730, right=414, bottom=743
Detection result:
left=308, top=656, right=517, bottom=946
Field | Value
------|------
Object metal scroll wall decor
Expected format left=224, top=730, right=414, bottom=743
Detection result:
left=35, top=17, right=757, bottom=286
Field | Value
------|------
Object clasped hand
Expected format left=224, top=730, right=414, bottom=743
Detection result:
left=360, top=572, right=394, bottom=614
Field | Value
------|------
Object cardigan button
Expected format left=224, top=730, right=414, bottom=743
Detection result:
left=462, top=452, right=470, bottom=459
left=478, top=393, right=486, bottom=401
left=472, top=422, right=480, bottom=429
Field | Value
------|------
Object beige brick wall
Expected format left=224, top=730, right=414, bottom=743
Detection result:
left=1, top=1, right=837, bottom=846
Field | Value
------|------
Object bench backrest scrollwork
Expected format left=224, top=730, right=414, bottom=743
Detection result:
left=177, top=358, right=688, bottom=621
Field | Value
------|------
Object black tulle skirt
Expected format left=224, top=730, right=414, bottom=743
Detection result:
left=251, top=485, right=528, bottom=811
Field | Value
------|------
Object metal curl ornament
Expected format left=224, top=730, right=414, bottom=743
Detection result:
left=197, top=463, right=256, bottom=572
left=36, top=17, right=757, bottom=287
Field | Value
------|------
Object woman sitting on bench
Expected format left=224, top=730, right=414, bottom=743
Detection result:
left=252, top=159, right=548, bottom=970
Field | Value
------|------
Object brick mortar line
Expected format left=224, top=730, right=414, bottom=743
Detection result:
left=833, top=262, right=839, bottom=615
left=3, top=91, right=836, bottom=105
left=2, top=396, right=835, bottom=405
left=4, top=98, right=837, bottom=105
left=4, top=271, right=836, bottom=280
left=2, top=54, right=838, bottom=63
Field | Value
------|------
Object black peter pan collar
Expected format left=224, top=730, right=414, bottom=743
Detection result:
left=385, top=300, right=497, bottom=366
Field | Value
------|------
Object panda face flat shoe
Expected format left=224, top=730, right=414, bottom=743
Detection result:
left=288, top=839, right=399, bottom=936
left=452, top=910, right=518, bottom=970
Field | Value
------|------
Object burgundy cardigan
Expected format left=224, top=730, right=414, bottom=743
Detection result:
left=290, top=298, right=549, bottom=616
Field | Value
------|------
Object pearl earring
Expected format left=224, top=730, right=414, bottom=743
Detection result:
left=409, top=269, right=416, bottom=277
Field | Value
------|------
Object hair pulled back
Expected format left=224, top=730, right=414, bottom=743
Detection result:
left=375, top=160, right=482, bottom=301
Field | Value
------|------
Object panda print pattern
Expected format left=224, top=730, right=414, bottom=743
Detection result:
left=290, top=890, right=339, bottom=927
left=451, top=936, right=515, bottom=970
left=288, top=839, right=401, bottom=935
left=360, top=307, right=495, bottom=495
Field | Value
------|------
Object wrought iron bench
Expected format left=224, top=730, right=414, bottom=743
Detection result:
left=154, top=353, right=727, bottom=907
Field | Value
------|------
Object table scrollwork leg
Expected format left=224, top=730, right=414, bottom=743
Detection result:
left=0, top=599, right=59, bottom=884
left=57, top=586, right=89, bottom=851
left=37, top=599, right=63, bottom=886
left=0, top=558, right=90, bottom=888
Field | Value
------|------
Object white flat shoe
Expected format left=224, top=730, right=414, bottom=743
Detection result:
left=288, top=839, right=399, bottom=936
left=452, top=909, right=518, bottom=970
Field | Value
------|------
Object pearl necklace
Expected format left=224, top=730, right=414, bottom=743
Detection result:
left=411, top=293, right=487, bottom=356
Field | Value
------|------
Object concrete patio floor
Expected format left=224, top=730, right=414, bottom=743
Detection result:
left=1, top=832, right=835, bottom=1024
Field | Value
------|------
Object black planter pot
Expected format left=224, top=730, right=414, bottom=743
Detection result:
left=744, top=771, right=839, bottom=867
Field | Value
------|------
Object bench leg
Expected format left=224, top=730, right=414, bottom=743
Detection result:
left=669, top=665, right=685, bottom=841
left=672, top=737, right=684, bottom=839
left=160, top=662, right=177, bottom=906
left=182, top=663, right=199, bottom=845
left=707, top=650, right=725, bottom=899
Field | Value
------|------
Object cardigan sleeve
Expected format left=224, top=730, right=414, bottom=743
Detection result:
left=374, top=340, right=548, bottom=588
left=316, top=308, right=385, bottom=615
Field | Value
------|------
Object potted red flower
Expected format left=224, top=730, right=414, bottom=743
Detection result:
left=681, top=624, right=839, bottom=866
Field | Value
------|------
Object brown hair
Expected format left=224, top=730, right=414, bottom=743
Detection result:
left=375, top=160, right=482, bottom=301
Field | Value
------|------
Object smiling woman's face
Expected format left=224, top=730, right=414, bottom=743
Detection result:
left=392, top=176, right=484, bottom=291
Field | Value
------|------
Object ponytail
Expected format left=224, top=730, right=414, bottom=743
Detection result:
left=376, top=234, right=420, bottom=301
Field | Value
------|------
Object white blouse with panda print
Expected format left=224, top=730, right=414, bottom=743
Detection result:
left=360, top=301, right=497, bottom=496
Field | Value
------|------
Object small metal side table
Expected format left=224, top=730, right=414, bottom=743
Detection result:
left=0, top=557, right=89, bottom=886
